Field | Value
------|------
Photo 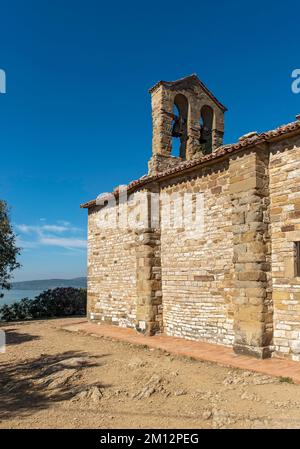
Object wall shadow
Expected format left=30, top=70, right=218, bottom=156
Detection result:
left=4, top=328, right=40, bottom=346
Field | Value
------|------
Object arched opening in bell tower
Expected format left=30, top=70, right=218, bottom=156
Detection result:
left=171, top=94, right=188, bottom=159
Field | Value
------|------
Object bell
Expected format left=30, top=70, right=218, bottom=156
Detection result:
left=172, top=116, right=185, bottom=138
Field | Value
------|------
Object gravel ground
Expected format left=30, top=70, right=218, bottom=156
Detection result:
left=1, top=318, right=300, bottom=429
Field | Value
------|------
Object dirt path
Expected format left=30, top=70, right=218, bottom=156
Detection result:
left=1, top=318, right=300, bottom=429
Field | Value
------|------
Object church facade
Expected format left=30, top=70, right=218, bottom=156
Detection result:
left=81, top=75, right=300, bottom=360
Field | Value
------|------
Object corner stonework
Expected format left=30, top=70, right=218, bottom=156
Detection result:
left=135, top=228, right=162, bottom=335
left=230, top=147, right=273, bottom=358
left=134, top=188, right=162, bottom=336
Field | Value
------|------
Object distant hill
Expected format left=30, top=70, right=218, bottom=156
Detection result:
left=11, top=277, right=87, bottom=291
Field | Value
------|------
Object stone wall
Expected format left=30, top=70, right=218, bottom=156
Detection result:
left=269, top=135, right=300, bottom=360
left=160, top=161, right=235, bottom=346
left=87, top=206, right=138, bottom=328
left=87, top=192, right=163, bottom=335
left=86, top=132, right=300, bottom=360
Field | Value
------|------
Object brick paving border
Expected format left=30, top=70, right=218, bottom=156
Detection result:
left=62, top=320, right=300, bottom=384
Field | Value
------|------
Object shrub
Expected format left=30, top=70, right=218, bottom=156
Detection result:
left=0, top=287, right=87, bottom=322
left=279, top=376, right=294, bottom=384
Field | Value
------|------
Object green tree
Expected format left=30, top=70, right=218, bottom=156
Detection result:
left=0, top=200, right=20, bottom=297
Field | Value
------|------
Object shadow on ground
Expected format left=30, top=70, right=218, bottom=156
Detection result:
left=0, top=350, right=110, bottom=420
left=4, top=328, right=40, bottom=346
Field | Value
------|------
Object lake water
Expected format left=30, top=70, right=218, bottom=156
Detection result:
left=0, top=290, right=43, bottom=306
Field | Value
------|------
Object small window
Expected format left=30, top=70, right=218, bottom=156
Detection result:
left=295, top=242, right=300, bottom=277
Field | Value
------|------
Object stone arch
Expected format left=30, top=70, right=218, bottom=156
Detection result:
left=172, top=93, right=189, bottom=159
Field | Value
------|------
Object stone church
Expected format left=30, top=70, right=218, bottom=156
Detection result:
left=81, top=74, right=300, bottom=360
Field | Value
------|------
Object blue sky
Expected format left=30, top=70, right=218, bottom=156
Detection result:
left=0, top=0, right=299, bottom=281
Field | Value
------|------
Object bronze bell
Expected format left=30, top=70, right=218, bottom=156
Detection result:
left=172, top=115, right=186, bottom=138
